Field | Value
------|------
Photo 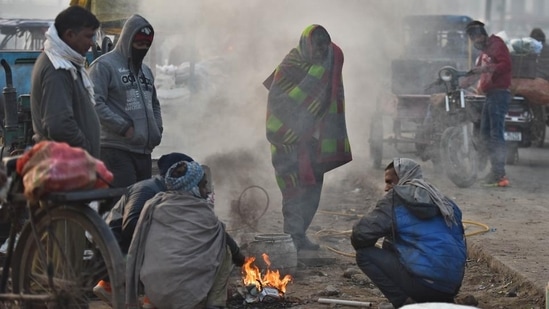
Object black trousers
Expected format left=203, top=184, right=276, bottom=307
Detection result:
left=281, top=172, right=324, bottom=240
left=99, top=148, right=151, bottom=214
left=355, top=246, right=455, bottom=308
left=100, top=147, right=152, bottom=188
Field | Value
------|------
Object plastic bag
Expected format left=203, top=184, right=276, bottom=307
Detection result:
left=16, top=141, right=113, bottom=201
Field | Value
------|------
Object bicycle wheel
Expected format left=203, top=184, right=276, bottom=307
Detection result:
left=11, top=204, right=125, bottom=309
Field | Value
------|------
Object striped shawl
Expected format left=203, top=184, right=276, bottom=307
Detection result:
left=265, top=25, right=352, bottom=192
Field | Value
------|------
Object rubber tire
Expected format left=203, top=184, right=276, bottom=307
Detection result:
left=506, top=144, right=519, bottom=165
left=440, top=126, right=478, bottom=188
left=101, top=37, right=114, bottom=55
left=369, top=115, right=383, bottom=168
left=11, top=205, right=125, bottom=309
left=530, top=105, right=546, bottom=148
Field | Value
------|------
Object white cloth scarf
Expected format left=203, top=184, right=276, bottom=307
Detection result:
left=43, top=24, right=95, bottom=104
left=394, top=158, right=456, bottom=227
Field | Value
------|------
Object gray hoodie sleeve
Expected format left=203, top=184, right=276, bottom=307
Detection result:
left=150, top=72, right=163, bottom=133
left=351, top=192, right=394, bottom=250
left=89, top=61, right=132, bottom=135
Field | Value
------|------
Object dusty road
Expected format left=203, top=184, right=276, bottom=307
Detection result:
left=216, top=140, right=549, bottom=308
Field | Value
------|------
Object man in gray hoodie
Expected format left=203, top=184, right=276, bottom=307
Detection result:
left=89, top=14, right=163, bottom=189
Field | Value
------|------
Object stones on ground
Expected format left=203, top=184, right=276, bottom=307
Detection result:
left=318, top=285, right=340, bottom=296
left=456, top=294, right=479, bottom=306
left=350, top=273, right=372, bottom=286
left=343, top=267, right=362, bottom=278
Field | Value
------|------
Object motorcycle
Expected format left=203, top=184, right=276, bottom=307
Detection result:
left=419, top=66, right=484, bottom=188
left=503, top=96, right=544, bottom=165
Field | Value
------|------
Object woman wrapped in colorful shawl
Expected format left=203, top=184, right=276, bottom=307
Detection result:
left=265, top=24, right=352, bottom=251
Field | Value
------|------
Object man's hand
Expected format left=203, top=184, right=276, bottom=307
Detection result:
left=232, top=252, right=246, bottom=267
left=470, top=66, right=485, bottom=74
left=124, top=126, right=135, bottom=138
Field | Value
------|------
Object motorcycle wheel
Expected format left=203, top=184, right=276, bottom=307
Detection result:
left=440, top=126, right=478, bottom=188
left=530, top=105, right=546, bottom=148
left=506, top=144, right=519, bottom=165
left=369, top=115, right=383, bottom=168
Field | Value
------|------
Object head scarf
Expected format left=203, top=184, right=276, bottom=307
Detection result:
left=157, top=152, right=194, bottom=177
left=43, top=24, right=95, bottom=104
left=392, top=158, right=456, bottom=226
left=164, top=161, right=204, bottom=197
left=297, top=24, right=334, bottom=66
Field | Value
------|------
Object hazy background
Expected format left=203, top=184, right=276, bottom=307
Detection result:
left=1, top=0, right=547, bottom=225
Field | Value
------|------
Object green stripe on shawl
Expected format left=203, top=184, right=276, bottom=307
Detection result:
left=321, top=139, right=337, bottom=153
left=308, top=65, right=325, bottom=78
left=321, top=137, right=352, bottom=153
left=266, top=114, right=283, bottom=133
left=288, top=86, right=306, bottom=103
left=302, top=24, right=316, bottom=37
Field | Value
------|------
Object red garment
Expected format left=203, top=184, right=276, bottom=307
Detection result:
left=476, top=35, right=512, bottom=93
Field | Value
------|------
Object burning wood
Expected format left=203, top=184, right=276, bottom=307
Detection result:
left=239, top=253, right=292, bottom=303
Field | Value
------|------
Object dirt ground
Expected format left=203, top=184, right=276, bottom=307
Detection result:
left=218, top=151, right=547, bottom=309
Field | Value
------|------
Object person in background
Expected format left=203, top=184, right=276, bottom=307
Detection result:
left=459, top=20, right=512, bottom=187
left=30, top=5, right=101, bottom=157
left=264, top=24, right=352, bottom=251
left=529, top=28, right=549, bottom=81
left=351, top=158, right=467, bottom=309
left=28, top=6, right=101, bottom=301
left=89, top=14, right=163, bottom=189
left=126, top=160, right=244, bottom=309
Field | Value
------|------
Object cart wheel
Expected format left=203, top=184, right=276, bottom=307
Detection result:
left=102, top=36, right=114, bottom=55
left=530, top=105, right=546, bottom=148
left=369, top=115, right=383, bottom=168
left=506, top=144, right=519, bottom=165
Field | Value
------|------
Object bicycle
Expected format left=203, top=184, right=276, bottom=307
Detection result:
left=0, top=155, right=127, bottom=308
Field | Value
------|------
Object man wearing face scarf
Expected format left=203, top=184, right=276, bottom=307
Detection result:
left=264, top=24, right=352, bottom=251
left=459, top=20, right=511, bottom=187
left=351, top=158, right=466, bottom=308
left=89, top=14, right=163, bottom=189
left=126, top=160, right=243, bottom=309
left=31, top=6, right=101, bottom=157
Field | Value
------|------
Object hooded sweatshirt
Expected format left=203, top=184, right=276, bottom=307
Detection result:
left=89, top=14, right=163, bottom=154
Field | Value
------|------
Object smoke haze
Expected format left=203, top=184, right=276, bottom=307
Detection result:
left=1, top=0, right=486, bottom=222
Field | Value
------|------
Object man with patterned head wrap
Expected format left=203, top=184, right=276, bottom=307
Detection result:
left=351, top=158, right=466, bottom=308
left=264, top=24, right=352, bottom=251
left=126, top=160, right=243, bottom=309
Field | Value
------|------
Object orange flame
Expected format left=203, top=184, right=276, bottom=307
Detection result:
left=242, top=253, right=292, bottom=293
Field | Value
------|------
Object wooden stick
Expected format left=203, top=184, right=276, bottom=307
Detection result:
left=318, top=297, right=372, bottom=307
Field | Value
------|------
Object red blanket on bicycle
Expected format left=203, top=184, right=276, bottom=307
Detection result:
left=16, top=141, right=113, bottom=201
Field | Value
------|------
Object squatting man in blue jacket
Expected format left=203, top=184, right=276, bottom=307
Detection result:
left=351, top=158, right=467, bottom=308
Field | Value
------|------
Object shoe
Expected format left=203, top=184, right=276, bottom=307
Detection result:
left=93, top=280, right=112, bottom=304
left=293, top=236, right=320, bottom=251
left=482, top=175, right=510, bottom=187
left=142, top=296, right=156, bottom=309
